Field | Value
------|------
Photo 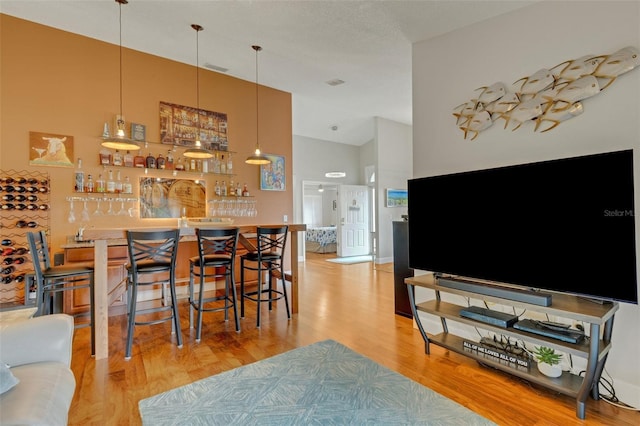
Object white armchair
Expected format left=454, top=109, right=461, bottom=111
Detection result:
left=0, top=314, right=76, bottom=426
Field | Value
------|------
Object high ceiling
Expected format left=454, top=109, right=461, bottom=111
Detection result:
left=0, top=0, right=536, bottom=145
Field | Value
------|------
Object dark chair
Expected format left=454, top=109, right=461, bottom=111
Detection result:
left=27, top=230, right=95, bottom=355
left=240, top=225, right=290, bottom=328
left=125, top=229, right=182, bottom=360
left=188, top=227, right=240, bottom=341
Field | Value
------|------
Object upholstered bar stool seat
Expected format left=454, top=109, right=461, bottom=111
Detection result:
left=125, top=229, right=182, bottom=360
left=189, top=227, right=240, bottom=341
left=27, top=230, right=96, bottom=356
left=240, top=225, right=290, bottom=328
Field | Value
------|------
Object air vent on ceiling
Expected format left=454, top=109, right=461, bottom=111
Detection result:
left=326, top=79, right=345, bottom=86
left=204, top=62, right=229, bottom=73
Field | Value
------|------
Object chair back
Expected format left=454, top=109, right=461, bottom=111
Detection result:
left=196, top=227, right=239, bottom=263
left=126, top=229, right=180, bottom=272
left=26, top=230, right=50, bottom=280
left=256, top=225, right=288, bottom=261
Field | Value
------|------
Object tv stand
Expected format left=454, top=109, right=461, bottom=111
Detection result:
left=405, top=274, right=619, bottom=420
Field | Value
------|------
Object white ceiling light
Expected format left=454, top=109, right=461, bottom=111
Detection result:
left=318, top=184, right=324, bottom=192
left=325, top=171, right=346, bottom=178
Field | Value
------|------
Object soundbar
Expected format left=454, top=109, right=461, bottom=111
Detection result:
left=513, top=319, right=585, bottom=344
left=438, top=277, right=552, bottom=307
left=459, top=306, right=518, bottom=328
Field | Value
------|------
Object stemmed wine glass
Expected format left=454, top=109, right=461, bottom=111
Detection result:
left=93, top=197, right=103, bottom=215
left=106, top=199, right=114, bottom=215
left=81, top=200, right=90, bottom=222
left=67, top=200, right=76, bottom=223
left=117, top=198, right=127, bottom=216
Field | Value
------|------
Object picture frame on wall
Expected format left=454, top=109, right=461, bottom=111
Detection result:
left=29, top=131, right=74, bottom=168
left=139, top=177, right=206, bottom=218
left=260, top=154, right=286, bottom=191
left=386, top=188, right=408, bottom=208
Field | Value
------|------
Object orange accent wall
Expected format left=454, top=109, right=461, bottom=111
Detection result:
left=0, top=14, right=293, bottom=251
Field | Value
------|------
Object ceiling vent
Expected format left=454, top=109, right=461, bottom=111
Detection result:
left=204, top=62, right=229, bottom=73
left=326, top=79, right=345, bottom=86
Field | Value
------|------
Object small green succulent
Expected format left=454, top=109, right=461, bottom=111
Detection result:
left=533, top=346, right=562, bottom=365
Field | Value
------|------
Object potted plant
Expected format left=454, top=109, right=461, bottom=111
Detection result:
left=534, top=346, right=563, bottom=378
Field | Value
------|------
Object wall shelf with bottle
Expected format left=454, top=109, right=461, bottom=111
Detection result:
left=99, top=141, right=237, bottom=175
left=1, top=170, right=50, bottom=309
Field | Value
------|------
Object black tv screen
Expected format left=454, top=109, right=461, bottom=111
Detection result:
left=408, top=149, right=638, bottom=304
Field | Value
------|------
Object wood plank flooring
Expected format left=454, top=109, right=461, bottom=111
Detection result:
left=68, top=252, right=639, bottom=425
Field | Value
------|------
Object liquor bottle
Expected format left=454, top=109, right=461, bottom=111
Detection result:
left=124, top=150, right=134, bottom=167
left=213, top=153, right=221, bottom=174
left=214, top=181, right=221, bottom=196
left=202, top=157, right=209, bottom=173
left=115, top=170, right=123, bottom=193
left=156, top=153, right=166, bottom=169
left=220, top=155, right=227, bottom=174
left=229, top=180, right=235, bottom=196
left=99, top=147, right=112, bottom=166
left=236, top=182, right=242, bottom=197
left=75, top=158, right=85, bottom=192
left=145, top=152, right=156, bottom=169
left=86, top=174, right=95, bottom=193
left=189, top=158, right=196, bottom=172
left=106, top=170, right=115, bottom=193
left=175, top=157, right=185, bottom=171
left=96, top=174, right=106, bottom=193
left=112, top=149, right=123, bottom=166
left=221, top=180, right=227, bottom=197
left=123, top=176, right=132, bottom=194
left=133, top=152, right=146, bottom=168
left=227, top=154, right=233, bottom=174
left=166, top=150, right=174, bottom=170
left=242, top=183, right=249, bottom=197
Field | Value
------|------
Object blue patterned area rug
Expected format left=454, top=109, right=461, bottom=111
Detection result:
left=139, top=339, right=495, bottom=425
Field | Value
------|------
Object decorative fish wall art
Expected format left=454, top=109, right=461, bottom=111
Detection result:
left=453, top=46, right=640, bottom=140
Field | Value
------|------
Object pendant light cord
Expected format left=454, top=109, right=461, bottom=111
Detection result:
left=253, top=45, right=262, bottom=151
left=192, top=24, right=203, bottom=144
left=118, top=0, right=125, bottom=121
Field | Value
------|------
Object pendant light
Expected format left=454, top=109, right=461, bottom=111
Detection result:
left=101, top=0, right=140, bottom=151
left=183, top=24, right=213, bottom=159
left=245, top=45, right=271, bottom=165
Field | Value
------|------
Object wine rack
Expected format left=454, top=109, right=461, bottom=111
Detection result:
left=0, top=169, right=50, bottom=309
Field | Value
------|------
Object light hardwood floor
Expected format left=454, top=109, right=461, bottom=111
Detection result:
left=69, top=252, right=638, bottom=425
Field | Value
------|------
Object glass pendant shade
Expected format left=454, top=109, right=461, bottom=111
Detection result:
left=246, top=45, right=271, bottom=165
left=102, top=0, right=140, bottom=151
left=183, top=23, right=213, bottom=160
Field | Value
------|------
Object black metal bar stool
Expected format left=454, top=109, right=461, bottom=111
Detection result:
left=124, top=229, right=182, bottom=360
left=188, top=227, right=240, bottom=341
left=240, top=225, right=289, bottom=328
left=27, top=230, right=96, bottom=355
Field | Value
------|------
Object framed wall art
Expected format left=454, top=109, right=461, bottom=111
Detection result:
left=139, top=177, right=206, bottom=218
left=386, top=188, right=408, bottom=208
left=29, top=131, right=74, bottom=168
left=159, top=101, right=228, bottom=151
left=260, top=154, right=286, bottom=191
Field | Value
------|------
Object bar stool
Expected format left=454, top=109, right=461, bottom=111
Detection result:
left=125, top=229, right=182, bottom=360
left=27, top=230, right=95, bottom=355
left=240, top=225, right=289, bottom=328
left=188, top=227, right=240, bottom=341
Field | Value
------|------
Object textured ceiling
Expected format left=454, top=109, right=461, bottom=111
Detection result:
left=0, top=0, right=536, bottom=145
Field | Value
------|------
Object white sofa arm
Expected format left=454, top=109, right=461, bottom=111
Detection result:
left=0, top=314, right=74, bottom=368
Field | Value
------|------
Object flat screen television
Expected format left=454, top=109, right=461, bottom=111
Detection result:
left=408, top=149, right=638, bottom=304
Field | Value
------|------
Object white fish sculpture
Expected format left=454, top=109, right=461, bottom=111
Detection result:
left=483, top=92, right=520, bottom=116
left=544, top=75, right=600, bottom=107
left=452, top=101, right=482, bottom=125
left=475, top=82, right=507, bottom=106
left=550, top=54, right=603, bottom=84
left=498, top=98, right=546, bottom=131
left=513, top=68, right=555, bottom=97
left=589, top=46, right=640, bottom=90
left=459, top=110, right=493, bottom=140
left=535, top=101, right=584, bottom=132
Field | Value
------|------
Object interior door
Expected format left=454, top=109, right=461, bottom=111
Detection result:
left=337, top=185, right=370, bottom=257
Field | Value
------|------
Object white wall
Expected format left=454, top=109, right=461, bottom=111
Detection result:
left=375, top=117, right=413, bottom=263
left=412, top=1, right=640, bottom=407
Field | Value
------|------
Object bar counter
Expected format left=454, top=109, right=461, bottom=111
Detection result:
left=70, top=224, right=306, bottom=360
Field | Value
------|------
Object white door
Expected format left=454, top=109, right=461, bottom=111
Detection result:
left=337, top=185, right=370, bottom=257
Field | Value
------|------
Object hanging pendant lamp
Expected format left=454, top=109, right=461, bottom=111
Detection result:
left=245, top=45, right=271, bottom=165
left=101, top=0, right=140, bottom=151
left=184, top=24, right=213, bottom=159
